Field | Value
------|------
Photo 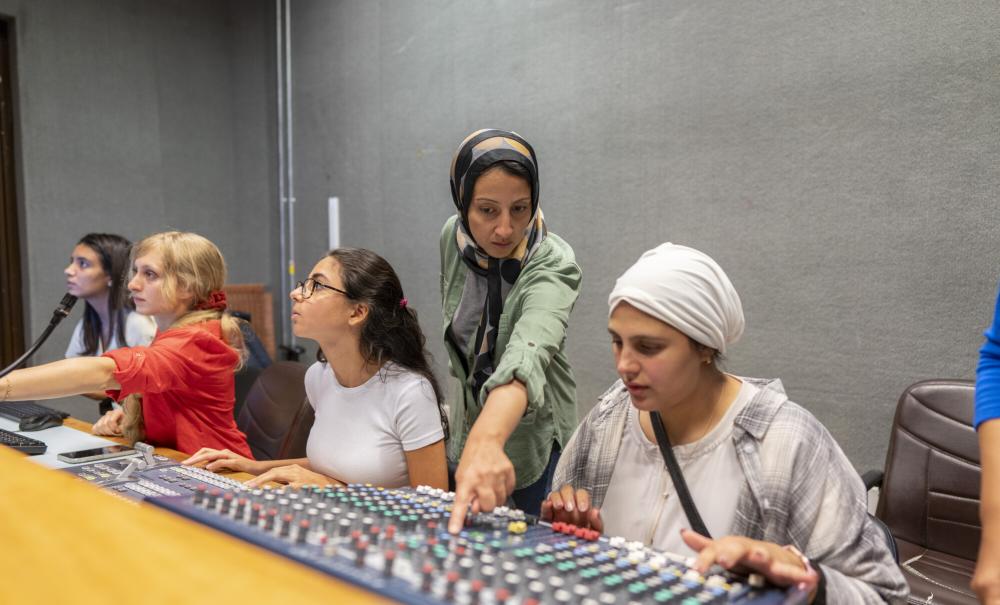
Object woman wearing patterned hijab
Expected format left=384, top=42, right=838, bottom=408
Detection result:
left=441, top=129, right=581, bottom=532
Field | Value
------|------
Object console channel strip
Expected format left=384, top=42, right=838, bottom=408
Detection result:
left=63, top=443, right=244, bottom=501
left=151, top=484, right=799, bottom=605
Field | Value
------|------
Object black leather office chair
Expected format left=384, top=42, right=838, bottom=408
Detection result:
left=236, top=361, right=314, bottom=461
left=867, top=379, right=980, bottom=605
left=231, top=314, right=273, bottom=420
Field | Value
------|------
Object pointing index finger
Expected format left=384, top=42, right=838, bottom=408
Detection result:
left=448, top=484, right=472, bottom=534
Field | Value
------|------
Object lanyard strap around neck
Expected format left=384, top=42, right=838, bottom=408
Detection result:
left=649, top=410, right=711, bottom=538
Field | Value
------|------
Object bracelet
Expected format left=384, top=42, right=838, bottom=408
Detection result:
left=1, top=377, right=11, bottom=402
left=783, top=544, right=813, bottom=573
left=783, top=544, right=820, bottom=594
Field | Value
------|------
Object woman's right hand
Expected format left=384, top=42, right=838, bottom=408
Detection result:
left=181, top=448, right=261, bottom=474
left=541, top=484, right=604, bottom=532
left=92, top=409, right=124, bottom=436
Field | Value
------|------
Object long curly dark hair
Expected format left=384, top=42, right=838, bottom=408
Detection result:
left=318, top=248, right=449, bottom=440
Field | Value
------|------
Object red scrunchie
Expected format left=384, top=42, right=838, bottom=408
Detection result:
left=194, top=290, right=228, bottom=312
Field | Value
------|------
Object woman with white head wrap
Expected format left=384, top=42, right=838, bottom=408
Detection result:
left=542, top=244, right=907, bottom=604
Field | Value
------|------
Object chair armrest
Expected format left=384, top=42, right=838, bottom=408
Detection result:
left=861, top=470, right=884, bottom=491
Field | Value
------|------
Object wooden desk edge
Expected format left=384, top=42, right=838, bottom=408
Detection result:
left=0, top=423, right=389, bottom=603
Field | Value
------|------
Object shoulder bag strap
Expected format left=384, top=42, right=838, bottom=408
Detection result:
left=649, top=410, right=711, bottom=538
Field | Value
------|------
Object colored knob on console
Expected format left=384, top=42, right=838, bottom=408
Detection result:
left=382, top=550, right=395, bottom=578
left=421, top=563, right=434, bottom=592
left=296, top=519, right=309, bottom=544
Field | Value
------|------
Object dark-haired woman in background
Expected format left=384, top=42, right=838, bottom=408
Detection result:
left=442, top=129, right=581, bottom=532
left=64, top=233, right=156, bottom=408
left=184, top=248, right=448, bottom=490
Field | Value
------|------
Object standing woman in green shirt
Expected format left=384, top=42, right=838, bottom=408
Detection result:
left=441, top=129, right=581, bottom=532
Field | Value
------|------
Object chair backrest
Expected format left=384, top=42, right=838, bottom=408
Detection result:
left=236, top=361, right=314, bottom=461
left=223, top=283, right=276, bottom=360
left=232, top=321, right=274, bottom=420
left=876, top=379, right=980, bottom=561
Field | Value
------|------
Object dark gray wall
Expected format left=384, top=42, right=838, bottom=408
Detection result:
left=289, top=0, right=1000, bottom=472
left=0, top=0, right=276, bottom=420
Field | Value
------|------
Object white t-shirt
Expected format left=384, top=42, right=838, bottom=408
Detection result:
left=304, top=361, right=445, bottom=488
left=600, top=379, right=758, bottom=555
left=64, top=311, right=157, bottom=358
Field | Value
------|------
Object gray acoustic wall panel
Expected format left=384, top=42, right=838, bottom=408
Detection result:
left=287, top=0, right=1000, bottom=473
left=0, top=0, right=275, bottom=420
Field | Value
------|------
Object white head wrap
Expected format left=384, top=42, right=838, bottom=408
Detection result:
left=608, top=243, right=744, bottom=354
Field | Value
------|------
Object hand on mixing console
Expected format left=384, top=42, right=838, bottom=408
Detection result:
left=540, top=484, right=604, bottom=532
left=182, top=448, right=263, bottom=474
left=244, top=464, right=344, bottom=489
left=448, top=437, right=516, bottom=534
left=91, top=409, right=124, bottom=436
left=681, top=529, right=819, bottom=596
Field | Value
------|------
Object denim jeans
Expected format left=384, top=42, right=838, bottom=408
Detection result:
left=510, top=442, right=561, bottom=516
left=447, top=442, right=561, bottom=517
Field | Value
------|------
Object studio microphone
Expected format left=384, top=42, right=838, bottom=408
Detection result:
left=51, top=293, right=78, bottom=325
left=0, top=293, right=80, bottom=378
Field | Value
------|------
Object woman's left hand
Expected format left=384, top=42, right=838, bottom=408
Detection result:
left=245, top=464, right=344, bottom=489
left=681, top=529, right=819, bottom=594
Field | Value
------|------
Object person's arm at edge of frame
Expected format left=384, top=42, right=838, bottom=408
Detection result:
left=973, top=287, right=1000, bottom=604
left=974, top=420, right=1000, bottom=604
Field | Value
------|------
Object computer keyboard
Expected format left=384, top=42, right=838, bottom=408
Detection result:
left=0, top=402, right=63, bottom=422
left=0, top=427, right=47, bottom=455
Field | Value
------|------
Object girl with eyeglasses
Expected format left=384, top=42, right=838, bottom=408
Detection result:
left=2, top=231, right=253, bottom=458
left=183, top=248, right=448, bottom=490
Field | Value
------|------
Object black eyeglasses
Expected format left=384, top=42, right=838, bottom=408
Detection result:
left=295, top=278, right=349, bottom=300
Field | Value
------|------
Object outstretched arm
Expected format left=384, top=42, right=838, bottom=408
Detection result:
left=1, top=357, right=119, bottom=401
left=448, top=380, right=526, bottom=533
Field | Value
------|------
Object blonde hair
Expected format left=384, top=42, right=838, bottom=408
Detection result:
left=131, top=231, right=246, bottom=367
left=118, top=231, right=246, bottom=445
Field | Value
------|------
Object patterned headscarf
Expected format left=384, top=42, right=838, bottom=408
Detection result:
left=449, top=129, right=547, bottom=401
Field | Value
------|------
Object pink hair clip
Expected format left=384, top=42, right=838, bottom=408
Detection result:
left=399, top=297, right=408, bottom=309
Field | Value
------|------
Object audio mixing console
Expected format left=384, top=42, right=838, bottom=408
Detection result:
left=152, top=484, right=801, bottom=605
left=62, top=442, right=245, bottom=501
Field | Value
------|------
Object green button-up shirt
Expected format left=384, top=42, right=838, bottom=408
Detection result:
left=439, top=215, right=581, bottom=489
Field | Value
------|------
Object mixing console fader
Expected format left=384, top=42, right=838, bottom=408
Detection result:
left=63, top=443, right=244, bottom=502
left=152, top=484, right=800, bottom=604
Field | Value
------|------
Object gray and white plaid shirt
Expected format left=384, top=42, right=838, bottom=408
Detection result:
left=553, top=377, right=908, bottom=604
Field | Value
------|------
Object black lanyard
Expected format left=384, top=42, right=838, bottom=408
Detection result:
left=649, top=410, right=711, bottom=538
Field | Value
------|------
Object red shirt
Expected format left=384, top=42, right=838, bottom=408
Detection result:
left=104, top=320, right=254, bottom=458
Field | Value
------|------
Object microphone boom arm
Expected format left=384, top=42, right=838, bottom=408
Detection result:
left=0, top=294, right=78, bottom=379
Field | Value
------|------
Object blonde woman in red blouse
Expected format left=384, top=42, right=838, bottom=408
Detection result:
left=1, top=231, right=252, bottom=457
